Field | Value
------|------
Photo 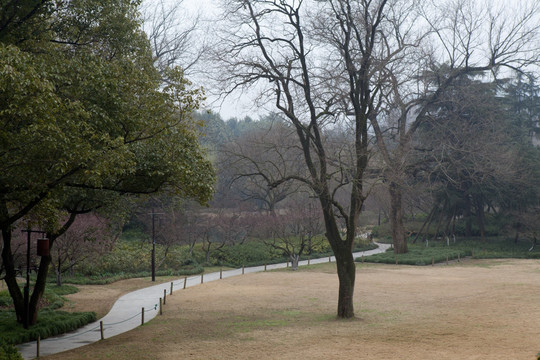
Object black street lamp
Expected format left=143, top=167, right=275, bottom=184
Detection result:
left=20, top=227, right=47, bottom=329
left=149, top=209, right=163, bottom=282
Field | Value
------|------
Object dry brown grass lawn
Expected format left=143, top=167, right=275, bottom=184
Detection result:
left=45, top=259, right=540, bottom=360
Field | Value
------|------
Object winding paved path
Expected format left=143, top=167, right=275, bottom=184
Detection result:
left=17, top=243, right=390, bottom=359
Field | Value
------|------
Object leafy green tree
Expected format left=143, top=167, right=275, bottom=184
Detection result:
left=413, top=75, right=539, bottom=242
left=0, top=0, right=214, bottom=326
left=498, top=74, right=540, bottom=243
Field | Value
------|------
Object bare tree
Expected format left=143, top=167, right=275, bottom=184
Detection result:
left=141, top=0, right=208, bottom=79
left=214, top=0, right=540, bottom=317
left=379, top=0, right=540, bottom=252
left=51, top=214, right=116, bottom=286
left=313, top=0, right=540, bottom=253
left=215, top=0, right=375, bottom=318
left=219, top=119, right=306, bottom=211
left=263, top=198, right=325, bottom=270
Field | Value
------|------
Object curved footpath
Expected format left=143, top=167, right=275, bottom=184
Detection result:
left=17, top=243, right=390, bottom=359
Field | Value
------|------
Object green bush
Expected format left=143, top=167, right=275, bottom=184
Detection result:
left=61, top=266, right=204, bottom=285
left=0, top=284, right=95, bottom=345
left=46, top=285, right=78, bottom=296
left=210, top=241, right=283, bottom=267
left=362, top=245, right=468, bottom=265
left=0, top=339, right=22, bottom=360
left=354, top=241, right=378, bottom=252
left=373, top=212, right=510, bottom=240
left=1, top=285, right=79, bottom=310
left=120, top=227, right=147, bottom=242
left=73, top=240, right=201, bottom=278
left=361, top=236, right=540, bottom=265
left=0, top=290, right=12, bottom=307
left=207, top=237, right=377, bottom=268
left=0, top=310, right=96, bottom=345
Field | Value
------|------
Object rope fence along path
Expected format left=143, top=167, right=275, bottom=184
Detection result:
left=17, top=243, right=390, bottom=359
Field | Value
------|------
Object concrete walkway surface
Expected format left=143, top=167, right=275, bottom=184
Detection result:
left=17, top=243, right=390, bottom=359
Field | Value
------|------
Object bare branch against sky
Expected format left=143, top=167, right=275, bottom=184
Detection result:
left=141, top=0, right=539, bottom=120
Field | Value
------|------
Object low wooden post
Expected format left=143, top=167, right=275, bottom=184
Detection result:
left=242, top=265, right=245, bottom=274
left=220, top=268, right=223, bottom=279
left=100, top=321, right=104, bottom=340
left=201, top=273, right=204, bottom=284
left=286, top=260, right=289, bottom=268
left=37, top=336, right=40, bottom=358
left=264, top=263, right=267, bottom=271
left=183, top=277, right=187, bottom=289
left=329, top=256, right=331, bottom=263
left=141, top=307, right=145, bottom=325
left=458, top=253, right=461, bottom=262
left=395, top=257, right=398, bottom=265
left=170, top=282, right=173, bottom=295
left=163, top=289, right=167, bottom=305
left=159, top=298, right=162, bottom=315
left=308, top=257, right=310, bottom=266
left=432, top=258, right=434, bottom=266
left=446, top=256, right=449, bottom=265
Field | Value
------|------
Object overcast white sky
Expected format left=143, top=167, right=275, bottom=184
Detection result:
left=144, top=0, right=538, bottom=120
left=142, top=0, right=265, bottom=120
left=177, top=0, right=253, bottom=120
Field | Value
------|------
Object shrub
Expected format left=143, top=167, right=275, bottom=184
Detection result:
left=362, top=245, right=468, bottom=265
left=61, top=265, right=204, bottom=285
left=73, top=240, right=200, bottom=278
left=361, top=236, right=540, bottom=265
left=0, top=290, right=12, bottom=308
left=0, top=310, right=96, bottom=345
left=0, top=339, right=23, bottom=360
left=0, top=339, right=22, bottom=360
left=212, top=241, right=283, bottom=267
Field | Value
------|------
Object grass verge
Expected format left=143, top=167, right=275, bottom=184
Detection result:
left=0, top=310, right=96, bottom=344
left=362, top=237, right=540, bottom=265
left=0, top=285, right=96, bottom=345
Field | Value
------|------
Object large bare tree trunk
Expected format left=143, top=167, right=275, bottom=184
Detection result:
left=334, top=247, right=356, bottom=318
left=389, top=182, right=408, bottom=254
left=324, top=217, right=356, bottom=318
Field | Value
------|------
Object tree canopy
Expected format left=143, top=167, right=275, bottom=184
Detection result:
left=0, top=0, right=214, bottom=326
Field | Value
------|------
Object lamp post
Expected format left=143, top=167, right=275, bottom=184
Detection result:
left=149, top=209, right=163, bottom=282
left=20, top=228, right=47, bottom=329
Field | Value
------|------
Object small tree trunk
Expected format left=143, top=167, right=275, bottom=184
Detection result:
left=474, top=195, right=486, bottom=242
left=2, top=228, right=24, bottom=323
left=29, top=255, right=52, bottom=325
left=290, top=254, right=299, bottom=270
left=69, top=260, right=75, bottom=277
left=389, top=182, right=408, bottom=254
left=56, top=271, right=62, bottom=287
left=188, top=239, right=196, bottom=256
left=55, top=260, right=62, bottom=287
left=413, top=206, right=436, bottom=244
left=464, top=195, right=473, bottom=237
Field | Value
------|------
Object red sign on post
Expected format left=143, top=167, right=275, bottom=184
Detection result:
left=37, top=238, right=49, bottom=257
